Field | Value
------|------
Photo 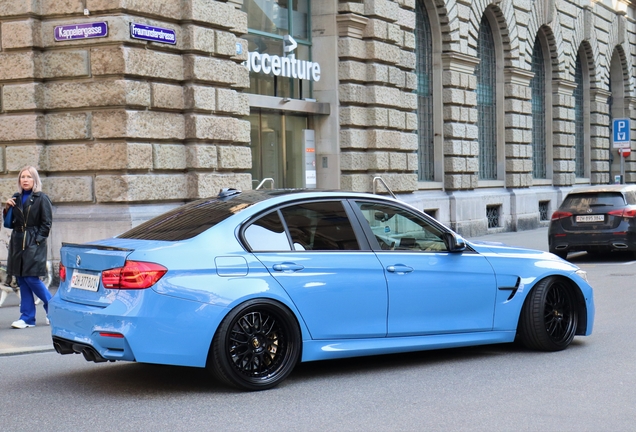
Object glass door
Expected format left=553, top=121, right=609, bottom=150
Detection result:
left=249, top=110, right=308, bottom=189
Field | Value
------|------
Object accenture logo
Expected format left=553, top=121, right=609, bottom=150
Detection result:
left=245, top=35, right=321, bottom=82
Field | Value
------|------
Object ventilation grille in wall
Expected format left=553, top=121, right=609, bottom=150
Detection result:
left=486, top=205, right=500, bottom=229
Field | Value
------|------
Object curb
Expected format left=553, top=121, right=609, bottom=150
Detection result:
left=0, top=345, right=54, bottom=356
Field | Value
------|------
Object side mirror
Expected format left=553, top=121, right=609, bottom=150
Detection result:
left=374, top=211, right=388, bottom=222
left=442, top=232, right=466, bottom=253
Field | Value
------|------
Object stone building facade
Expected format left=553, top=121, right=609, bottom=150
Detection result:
left=0, top=0, right=635, bottom=263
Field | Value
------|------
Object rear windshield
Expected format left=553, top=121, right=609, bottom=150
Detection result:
left=561, top=192, right=626, bottom=211
left=118, top=192, right=265, bottom=241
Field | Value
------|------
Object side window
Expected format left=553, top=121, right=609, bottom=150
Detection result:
left=280, top=201, right=360, bottom=251
left=243, top=210, right=291, bottom=251
left=355, top=202, right=448, bottom=252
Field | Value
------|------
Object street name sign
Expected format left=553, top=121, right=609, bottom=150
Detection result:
left=130, top=23, right=176, bottom=45
left=54, top=22, right=108, bottom=41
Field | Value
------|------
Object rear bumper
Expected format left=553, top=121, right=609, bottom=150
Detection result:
left=549, top=231, right=636, bottom=253
left=48, top=289, right=226, bottom=368
left=52, top=336, right=111, bottom=363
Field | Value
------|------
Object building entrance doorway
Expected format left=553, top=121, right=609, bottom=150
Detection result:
left=248, top=110, right=309, bottom=189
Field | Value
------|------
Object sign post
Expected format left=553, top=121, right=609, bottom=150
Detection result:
left=612, top=118, right=631, bottom=184
left=303, top=129, right=316, bottom=188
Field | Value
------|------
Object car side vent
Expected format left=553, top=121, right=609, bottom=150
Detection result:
left=218, top=188, right=242, bottom=199
left=498, top=277, right=521, bottom=301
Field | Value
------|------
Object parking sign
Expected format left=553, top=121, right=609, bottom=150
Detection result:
left=612, top=118, right=631, bottom=148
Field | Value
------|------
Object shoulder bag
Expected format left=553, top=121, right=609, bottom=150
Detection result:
left=3, top=206, right=13, bottom=229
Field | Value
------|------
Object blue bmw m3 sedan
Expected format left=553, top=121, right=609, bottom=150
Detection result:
left=49, top=188, right=595, bottom=390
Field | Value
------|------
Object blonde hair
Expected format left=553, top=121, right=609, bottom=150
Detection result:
left=18, top=166, right=42, bottom=193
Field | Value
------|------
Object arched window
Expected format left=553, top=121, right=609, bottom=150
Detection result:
left=476, top=16, right=497, bottom=180
left=531, top=37, right=546, bottom=179
left=415, top=1, right=434, bottom=181
left=574, top=54, right=585, bottom=177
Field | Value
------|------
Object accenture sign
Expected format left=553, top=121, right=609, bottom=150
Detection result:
left=245, top=35, right=321, bottom=82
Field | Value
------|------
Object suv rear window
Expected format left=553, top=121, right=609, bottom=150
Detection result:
left=560, top=192, right=626, bottom=211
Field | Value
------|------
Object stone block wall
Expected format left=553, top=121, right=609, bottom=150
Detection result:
left=1, top=0, right=636, bottom=249
left=0, top=0, right=252, bottom=259
left=337, top=0, right=418, bottom=193
left=441, top=53, right=480, bottom=190
left=0, top=0, right=251, bottom=208
left=335, top=0, right=636, bottom=197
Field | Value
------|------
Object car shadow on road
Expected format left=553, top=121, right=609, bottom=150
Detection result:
left=42, top=339, right=591, bottom=394
left=566, top=251, right=636, bottom=265
left=289, top=339, right=588, bottom=382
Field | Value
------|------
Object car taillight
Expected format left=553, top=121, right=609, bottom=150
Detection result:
left=59, top=263, right=66, bottom=282
left=101, top=261, right=167, bottom=289
left=608, top=208, right=636, bottom=218
left=551, top=211, right=572, bottom=220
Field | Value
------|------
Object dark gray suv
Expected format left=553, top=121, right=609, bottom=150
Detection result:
left=549, top=185, right=636, bottom=259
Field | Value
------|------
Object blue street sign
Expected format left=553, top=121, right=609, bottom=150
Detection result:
left=612, top=118, right=631, bottom=148
left=54, top=22, right=108, bottom=41
left=130, top=23, right=176, bottom=45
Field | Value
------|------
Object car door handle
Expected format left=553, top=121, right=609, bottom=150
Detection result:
left=386, top=265, right=413, bottom=274
left=272, top=263, right=305, bottom=272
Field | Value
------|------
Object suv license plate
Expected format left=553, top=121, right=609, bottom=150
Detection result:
left=576, top=215, right=604, bottom=223
left=70, top=270, right=100, bottom=292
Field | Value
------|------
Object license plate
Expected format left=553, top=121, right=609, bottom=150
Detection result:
left=575, top=215, right=604, bottom=223
left=70, top=269, right=100, bottom=292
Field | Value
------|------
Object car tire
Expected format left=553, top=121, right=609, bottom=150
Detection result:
left=208, top=299, right=301, bottom=391
left=518, top=276, right=578, bottom=351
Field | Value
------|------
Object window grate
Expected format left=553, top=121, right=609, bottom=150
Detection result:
left=486, top=205, right=500, bottom=229
left=476, top=17, right=497, bottom=180
left=416, top=1, right=434, bottom=181
left=531, top=39, right=546, bottom=179
left=574, top=54, right=585, bottom=177
left=539, top=201, right=549, bottom=221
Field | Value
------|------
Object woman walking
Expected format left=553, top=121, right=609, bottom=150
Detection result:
left=4, top=166, right=53, bottom=329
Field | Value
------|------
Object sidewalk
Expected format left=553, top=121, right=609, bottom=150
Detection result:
left=0, top=288, right=57, bottom=356
left=0, top=227, right=549, bottom=357
left=469, top=226, right=549, bottom=252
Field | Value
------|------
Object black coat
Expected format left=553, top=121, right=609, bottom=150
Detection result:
left=4, top=191, right=53, bottom=277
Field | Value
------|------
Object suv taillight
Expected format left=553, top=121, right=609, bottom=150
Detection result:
left=101, top=261, right=167, bottom=289
left=59, top=263, right=66, bottom=282
left=551, top=211, right=573, bottom=220
left=608, top=208, right=636, bottom=218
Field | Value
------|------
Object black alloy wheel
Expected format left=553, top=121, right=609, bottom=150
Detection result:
left=209, top=299, right=301, bottom=391
left=518, top=276, right=578, bottom=351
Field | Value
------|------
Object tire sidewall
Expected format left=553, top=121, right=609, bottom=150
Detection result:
left=519, top=276, right=578, bottom=351
left=210, top=299, right=301, bottom=391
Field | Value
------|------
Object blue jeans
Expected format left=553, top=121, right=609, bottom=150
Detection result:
left=17, top=276, right=52, bottom=325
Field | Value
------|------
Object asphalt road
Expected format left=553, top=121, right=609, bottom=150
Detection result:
left=1, top=228, right=635, bottom=431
